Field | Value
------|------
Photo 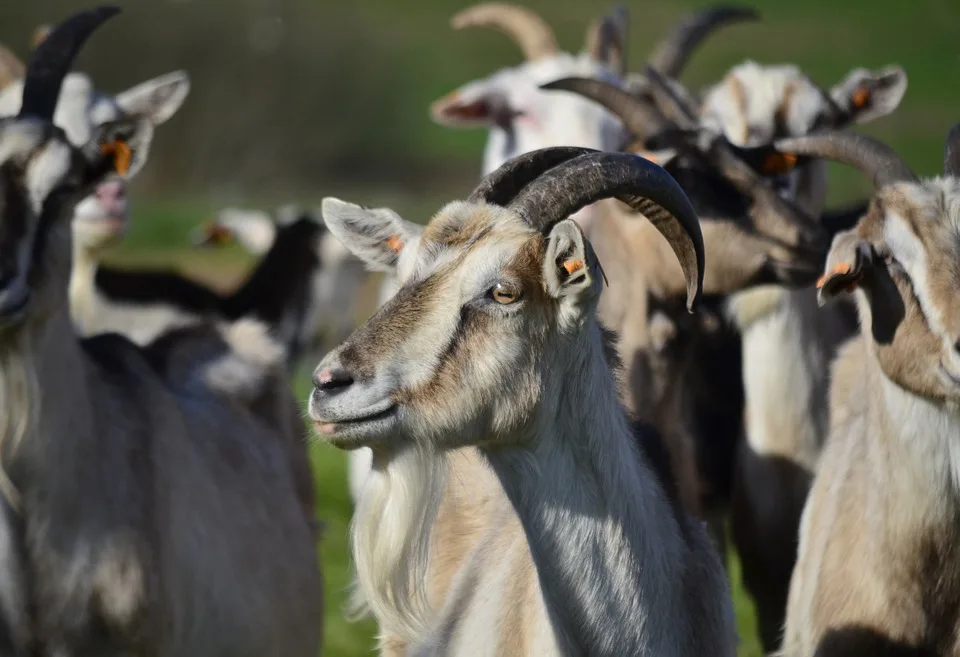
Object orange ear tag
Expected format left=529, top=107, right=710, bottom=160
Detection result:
left=100, top=140, right=132, bottom=175
left=563, top=258, right=584, bottom=275
left=816, top=262, right=853, bottom=289
left=851, top=87, right=871, bottom=110
left=762, top=152, right=798, bottom=175
left=386, top=235, right=404, bottom=253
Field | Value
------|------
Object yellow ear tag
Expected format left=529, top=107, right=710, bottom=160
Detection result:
left=563, top=258, right=584, bottom=275
left=386, top=235, right=404, bottom=253
left=762, top=152, right=798, bottom=175
left=100, top=140, right=132, bottom=176
left=851, top=87, right=871, bottom=110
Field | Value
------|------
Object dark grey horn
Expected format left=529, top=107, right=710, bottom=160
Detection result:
left=775, top=131, right=917, bottom=190
left=944, top=122, right=960, bottom=178
left=19, top=5, right=121, bottom=121
left=584, top=5, right=629, bottom=77
left=541, top=77, right=669, bottom=143
left=468, top=146, right=597, bottom=206
left=648, top=5, right=759, bottom=79
left=642, top=66, right=698, bottom=129
left=507, top=151, right=705, bottom=310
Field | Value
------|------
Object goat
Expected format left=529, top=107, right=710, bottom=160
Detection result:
left=0, top=32, right=338, bottom=365
left=772, top=125, right=960, bottom=657
left=549, top=56, right=907, bottom=649
left=430, top=2, right=628, bottom=179
left=538, top=70, right=822, bottom=524
left=0, top=8, right=323, bottom=655
left=430, top=3, right=756, bottom=177
left=312, top=146, right=735, bottom=656
left=194, top=203, right=369, bottom=357
left=0, top=48, right=320, bottom=532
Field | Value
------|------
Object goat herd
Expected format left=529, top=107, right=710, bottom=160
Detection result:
left=0, top=2, right=955, bottom=656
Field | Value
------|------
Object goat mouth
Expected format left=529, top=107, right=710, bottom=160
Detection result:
left=313, top=405, right=398, bottom=446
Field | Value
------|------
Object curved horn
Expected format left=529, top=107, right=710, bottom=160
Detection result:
left=468, top=146, right=596, bottom=206
left=648, top=5, right=759, bottom=79
left=541, top=77, right=668, bottom=143
left=642, top=66, right=698, bottom=129
left=0, top=46, right=25, bottom=90
left=775, top=131, right=917, bottom=190
left=20, top=6, right=121, bottom=121
left=583, top=5, right=629, bottom=76
left=507, top=151, right=704, bottom=310
left=944, top=122, right=960, bottom=178
left=451, top=3, right=559, bottom=61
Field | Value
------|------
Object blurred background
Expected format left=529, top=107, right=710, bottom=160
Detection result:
left=2, top=0, right=957, bottom=655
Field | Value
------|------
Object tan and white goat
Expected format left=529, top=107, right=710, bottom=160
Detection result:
left=313, top=147, right=735, bottom=656
left=771, top=128, right=960, bottom=657
left=0, top=9, right=322, bottom=654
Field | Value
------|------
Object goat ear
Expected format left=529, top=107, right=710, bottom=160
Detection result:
left=320, top=198, right=421, bottom=273
left=84, top=117, right=154, bottom=181
left=829, top=66, right=907, bottom=126
left=114, top=71, right=190, bottom=125
left=430, top=80, right=514, bottom=128
left=816, top=229, right=873, bottom=306
left=543, top=219, right=602, bottom=304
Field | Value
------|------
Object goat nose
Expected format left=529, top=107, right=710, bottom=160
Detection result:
left=312, top=367, right=354, bottom=393
left=95, top=180, right=126, bottom=202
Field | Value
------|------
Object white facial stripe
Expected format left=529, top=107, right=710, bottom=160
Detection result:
left=390, top=232, right=530, bottom=392
left=884, top=211, right=947, bottom=336
left=0, top=121, right=46, bottom=164
left=25, top=141, right=73, bottom=215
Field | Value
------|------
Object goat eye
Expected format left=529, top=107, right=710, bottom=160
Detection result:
left=490, top=282, right=521, bottom=305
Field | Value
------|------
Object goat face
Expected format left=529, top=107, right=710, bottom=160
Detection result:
left=430, top=4, right=627, bottom=177
left=0, top=70, right=188, bottom=254
left=700, top=61, right=907, bottom=215
left=308, top=201, right=564, bottom=450
left=781, top=128, right=960, bottom=405
left=820, top=181, right=960, bottom=404
left=309, top=149, right=705, bottom=452
left=432, top=54, right=626, bottom=176
left=0, top=114, right=141, bottom=327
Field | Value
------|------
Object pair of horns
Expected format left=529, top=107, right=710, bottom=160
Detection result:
left=451, top=2, right=757, bottom=70
left=18, top=6, right=120, bottom=122
left=468, top=146, right=704, bottom=311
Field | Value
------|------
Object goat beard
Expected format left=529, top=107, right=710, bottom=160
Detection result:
left=347, top=442, right=448, bottom=642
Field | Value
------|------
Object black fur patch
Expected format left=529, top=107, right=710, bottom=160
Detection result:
left=93, top=214, right=323, bottom=360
